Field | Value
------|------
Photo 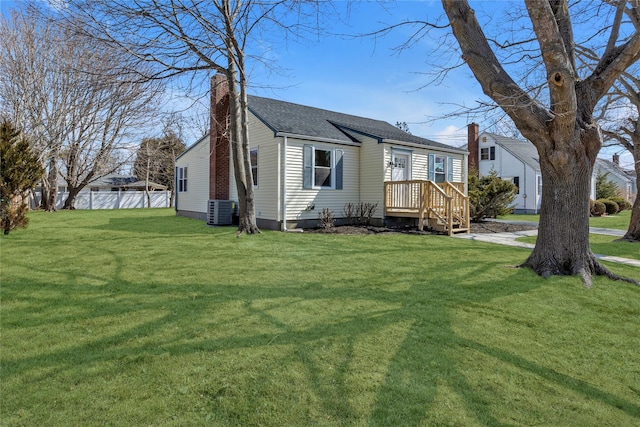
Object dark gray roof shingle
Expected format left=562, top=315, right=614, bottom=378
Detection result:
left=248, top=95, right=464, bottom=152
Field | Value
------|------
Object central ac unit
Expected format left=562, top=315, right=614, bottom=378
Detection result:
left=207, top=199, right=234, bottom=225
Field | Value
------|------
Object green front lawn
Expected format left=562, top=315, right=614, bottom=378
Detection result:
left=517, top=233, right=639, bottom=260
left=1, top=209, right=639, bottom=426
left=502, top=210, right=632, bottom=231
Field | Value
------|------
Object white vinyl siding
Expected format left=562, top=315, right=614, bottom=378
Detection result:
left=286, top=138, right=359, bottom=221
left=359, top=136, right=385, bottom=217
left=412, top=151, right=429, bottom=180
left=175, top=134, right=210, bottom=215
left=228, top=114, right=280, bottom=221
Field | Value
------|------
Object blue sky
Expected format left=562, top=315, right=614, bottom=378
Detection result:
left=245, top=1, right=480, bottom=147
left=2, top=0, right=634, bottom=167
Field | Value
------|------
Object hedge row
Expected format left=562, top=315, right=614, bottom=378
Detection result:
left=590, top=197, right=632, bottom=216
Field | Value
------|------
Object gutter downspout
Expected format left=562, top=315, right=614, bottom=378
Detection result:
left=281, top=135, right=288, bottom=231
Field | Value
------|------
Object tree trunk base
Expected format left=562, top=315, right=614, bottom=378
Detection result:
left=616, top=235, right=640, bottom=243
left=520, top=253, right=640, bottom=287
left=236, top=219, right=261, bottom=236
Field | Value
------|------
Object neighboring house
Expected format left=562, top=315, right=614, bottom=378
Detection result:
left=594, top=155, right=637, bottom=202
left=467, top=123, right=542, bottom=214
left=176, top=75, right=469, bottom=231
left=467, top=123, right=637, bottom=214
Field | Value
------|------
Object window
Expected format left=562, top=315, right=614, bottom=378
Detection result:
left=314, top=149, right=332, bottom=187
left=428, top=154, right=455, bottom=183
left=513, top=176, right=520, bottom=194
left=434, top=155, right=446, bottom=183
left=303, top=145, right=343, bottom=190
left=481, top=146, right=496, bottom=160
left=250, top=149, right=258, bottom=187
left=177, top=166, right=188, bottom=192
left=537, top=175, right=542, bottom=196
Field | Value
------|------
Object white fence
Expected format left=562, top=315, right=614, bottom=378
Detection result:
left=31, top=190, right=172, bottom=210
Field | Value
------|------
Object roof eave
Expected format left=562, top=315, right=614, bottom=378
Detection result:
left=275, top=132, right=361, bottom=146
left=383, top=138, right=468, bottom=155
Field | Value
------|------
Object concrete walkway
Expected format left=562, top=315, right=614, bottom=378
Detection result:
left=454, top=221, right=640, bottom=268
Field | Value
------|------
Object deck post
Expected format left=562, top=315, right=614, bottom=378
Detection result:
left=447, top=197, right=453, bottom=236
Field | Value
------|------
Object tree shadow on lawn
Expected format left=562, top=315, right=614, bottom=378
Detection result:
left=3, top=247, right=640, bottom=425
left=92, top=215, right=236, bottom=236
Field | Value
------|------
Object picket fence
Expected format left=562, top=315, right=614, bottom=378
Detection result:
left=30, top=190, right=172, bottom=210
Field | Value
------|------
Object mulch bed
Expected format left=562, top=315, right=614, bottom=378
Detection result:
left=305, top=221, right=537, bottom=235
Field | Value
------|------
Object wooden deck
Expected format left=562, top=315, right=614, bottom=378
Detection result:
left=384, top=180, right=470, bottom=236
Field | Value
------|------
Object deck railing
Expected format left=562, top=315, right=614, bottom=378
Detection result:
left=441, top=182, right=471, bottom=232
left=384, top=180, right=469, bottom=235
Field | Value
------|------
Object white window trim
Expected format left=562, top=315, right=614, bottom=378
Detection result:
left=250, top=148, right=258, bottom=188
left=177, top=166, right=188, bottom=193
left=313, top=147, right=335, bottom=189
left=537, top=175, right=542, bottom=196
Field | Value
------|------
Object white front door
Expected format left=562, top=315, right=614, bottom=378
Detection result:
left=392, top=153, right=409, bottom=181
left=391, top=152, right=410, bottom=207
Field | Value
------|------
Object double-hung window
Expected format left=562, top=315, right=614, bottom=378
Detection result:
left=428, top=154, right=455, bottom=183
left=250, top=148, right=258, bottom=187
left=303, top=145, right=343, bottom=190
left=314, top=149, right=332, bottom=187
left=177, top=166, right=188, bottom=192
left=480, top=146, right=495, bottom=160
left=537, top=175, right=542, bottom=196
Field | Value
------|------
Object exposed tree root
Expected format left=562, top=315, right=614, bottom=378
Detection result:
left=520, top=253, right=640, bottom=287
left=236, top=224, right=261, bottom=237
left=615, top=236, right=640, bottom=243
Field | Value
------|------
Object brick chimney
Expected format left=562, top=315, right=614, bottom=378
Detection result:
left=612, top=153, right=620, bottom=166
left=467, top=123, right=479, bottom=176
left=210, top=74, right=230, bottom=200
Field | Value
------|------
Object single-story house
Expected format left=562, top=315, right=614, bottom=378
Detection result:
left=466, top=123, right=637, bottom=214
left=175, top=75, right=469, bottom=232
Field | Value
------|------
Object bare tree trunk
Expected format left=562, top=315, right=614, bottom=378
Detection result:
left=41, top=157, right=58, bottom=211
left=621, top=141, right=640, bottom=241
left=144, top=144, right=151, bottom=208
left=521, top=131, right=638, bottom=286
left=442, top=0, right=640, bottom=285
left=226, top=63, right=259, bottom=235
left=62, top=187, right=80, bottom=209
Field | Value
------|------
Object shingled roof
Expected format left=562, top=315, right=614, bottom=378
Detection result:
left=247, top=95, right=465, bottom=153
left=483, top=132, right=540, bottom=170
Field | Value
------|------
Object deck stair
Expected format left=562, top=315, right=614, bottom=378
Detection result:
left=384, top=180, right=470, bottom=236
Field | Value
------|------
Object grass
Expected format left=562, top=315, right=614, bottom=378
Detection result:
left=1, top=209, right=639, bottom=426
left=501, top=210, right=632, bottom=231
left=517, top=233, right=639, bottom=260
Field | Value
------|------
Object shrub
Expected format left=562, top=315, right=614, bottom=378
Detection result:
left=597, top=199, right=619, bottom=215
left=468, top=169, right=517, bottom=222
left=0, top=120, right=44, bottom=235
left=610, top=197, right=631, bottom=211
left=590, top=200, right=606, bottom=216
left=343, top=203, right=356, bottom=225
left=318, top=208, right=334, bottom=229
left=595, top=170, right=621, bottom=200
left=343, top=202, right=378, bottom=226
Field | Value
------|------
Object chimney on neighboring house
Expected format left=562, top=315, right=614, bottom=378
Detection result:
left=210, top=74, right=230, bottom=200
left=612, top=153, right=620, bottom=166
left=467, top=123, right=479, bottom=176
